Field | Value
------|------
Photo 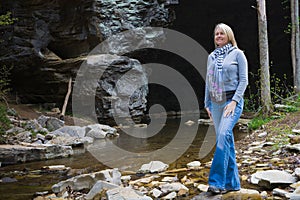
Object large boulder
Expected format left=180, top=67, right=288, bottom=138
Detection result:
left=250, top=170, right=297, bottom=189
left=73, top=54, right=149, bottom=125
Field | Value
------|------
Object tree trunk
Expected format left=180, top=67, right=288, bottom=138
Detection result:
left=60, top=77, right=72, bottom=120
left=257, top=0, right=273, bottom=116
left=291, top=0, right=300, bottom=94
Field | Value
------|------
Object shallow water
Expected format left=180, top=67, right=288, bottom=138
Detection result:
left=0, top=116, right=247, bottom=200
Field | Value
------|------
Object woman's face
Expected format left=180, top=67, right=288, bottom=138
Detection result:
left=214, top=28, right=229, bottom=47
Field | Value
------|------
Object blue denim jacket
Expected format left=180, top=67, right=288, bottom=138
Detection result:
left=204, top=47, right=248, bottom=108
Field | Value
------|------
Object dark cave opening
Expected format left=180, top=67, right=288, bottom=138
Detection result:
left=166, top=0, right=292, bottom=108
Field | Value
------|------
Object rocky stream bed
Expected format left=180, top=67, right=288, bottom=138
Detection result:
left=0, top=105, right=300, bottom=200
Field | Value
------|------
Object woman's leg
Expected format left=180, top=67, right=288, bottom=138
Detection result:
left=224, top=99, right=243, bottom=190
left=208, top=99, right=243, bottom=190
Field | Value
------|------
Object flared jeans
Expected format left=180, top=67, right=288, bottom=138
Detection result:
left=208, top=98, right=243, bottom=190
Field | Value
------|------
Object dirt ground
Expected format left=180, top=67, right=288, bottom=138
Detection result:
left=7, top=103, right=93, bottom=126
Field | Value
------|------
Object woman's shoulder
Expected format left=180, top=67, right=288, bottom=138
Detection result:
left=232, top=47, right=245, bottom=54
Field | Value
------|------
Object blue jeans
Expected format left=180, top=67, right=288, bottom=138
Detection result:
left=208, top=98, right=243, bottom=190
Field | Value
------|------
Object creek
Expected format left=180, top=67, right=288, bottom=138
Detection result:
left=0, top=116, right=247, bottom=200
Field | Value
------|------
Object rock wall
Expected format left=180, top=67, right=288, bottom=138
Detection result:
left=0, top=0, right=176, bottom=124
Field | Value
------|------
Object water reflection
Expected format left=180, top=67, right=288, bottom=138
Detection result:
left=87, top=115, right=215, bottom=171
left=0, top=117, right=247, bottom=200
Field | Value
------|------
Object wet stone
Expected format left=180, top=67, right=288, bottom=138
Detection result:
left=191, top=192, right=222, bottom=200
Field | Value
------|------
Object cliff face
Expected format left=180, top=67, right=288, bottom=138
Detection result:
left=0, top=0, right=176, bottom=124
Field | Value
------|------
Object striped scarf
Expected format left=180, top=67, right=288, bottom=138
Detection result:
left=207, top=43, right=232, bottom=102
left=213, top=43, right=232, bottom=69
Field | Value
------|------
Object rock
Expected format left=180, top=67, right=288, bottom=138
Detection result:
left=286, top=144, right=300, bottom=151
left=185, top=120, right=195, bottom=126
left=85, top=180, right=119, bottom=200
left=86, top=124, right=118, bottom=139
left=47, top=135, right=91, bottom=146
left=161, top=176, right=178, bottom=183
left=191, top=192, right=222, bottom=200
left=15, top=131, right=33, bottom=143
left=51, top=126, right=86, bottom=138
left=250, top=170, right=297, bottom=189
left=7, top=108, right=18, bottom=117
left=77, top=54, right=149, bottom=125
left=34, top=191, right=49, bottom=197
left=107, top=168, right=122, bottom=186
left=1, top=177, right=17, bottom=183
left=258, top=131, right=268, bottom=138
left=220, top=189, right=260, bottom=199
left=272, top=188, right=289, bottom=197
left=293, top=186, right=300, bottom=194
left=36, top=133, right=45, bottom=142
left=121, top=175, right=131, bottom=183
left=291, top=181, right=300, bottom=189
left=161, top=191, right=177, bottom=199
left=22, top=120, right=49, bottom=135
left=41, top=165, right=69, bottom=172
left=159, top=182, right=189, bottom=194
left=0, top=144, right=73, bottom=165
left=187, top=161, right=201, bottom=169
left=293, top=129, right=300, bottom=134
left=288, top=194, right=300, bottom=200
left=151, top=188, right=163, bottom=198
left=290, top=135, right=300, bottom=144
left=52, top=169, right=122, bottom=194
left=138, top=161, right=169, bottom=173
left=129, top=175, right=157, bottom=186
left=106, top=187, right=152, bottom=200
left=239, top=188, right=260, bottom=195
left=295, top=168, right=300, bottom=178
left=260, top=191, right=268, bottom=198
left=197, top=119, right=213, bottom=126
left=5, top=126, right=25, bottom=134
left=274, top=104, right=296, bottom=112
left=37, top=115, right=64, bottom=131
left=255, top=163, right=270, bottom=168
left=197, top=184, right=209, bottom=192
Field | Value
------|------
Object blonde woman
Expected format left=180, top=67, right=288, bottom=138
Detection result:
left=204, top=23, right=248, bottom=194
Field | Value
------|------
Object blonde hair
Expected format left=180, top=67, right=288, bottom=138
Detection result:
left=214, top=23, right=238, bottom=48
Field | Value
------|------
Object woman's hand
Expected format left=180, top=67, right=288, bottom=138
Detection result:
left=224, top=100, right=237, bottom=117
left=205, top=107, right=212, bottom=121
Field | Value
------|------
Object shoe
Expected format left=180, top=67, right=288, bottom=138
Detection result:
left=221, top=189, right=228, bottom=194
left=222, top=189, right=240, bottom=194
left=207, top=186, right=222, bottom=194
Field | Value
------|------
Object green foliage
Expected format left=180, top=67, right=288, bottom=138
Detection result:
left=0, top=104, right=10, bottom=135
left=0, top=8, right=15, bottom=103
left=248, top=117, right=271, bottom=130
left=0, top=12, right=17, bottom=26
left=0, top=65, right=13, bottom=102
left=282, top=0, right=300, bottom=34
left=244, top=70, right=295, bottom=112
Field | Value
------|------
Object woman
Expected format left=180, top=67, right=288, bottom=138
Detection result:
left=204, top=23, right=248, bottom=194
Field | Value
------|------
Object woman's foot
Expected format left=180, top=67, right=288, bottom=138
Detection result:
left=208, top=186, right=239, bottom=195
left=207, top=186, right=222, bottom=194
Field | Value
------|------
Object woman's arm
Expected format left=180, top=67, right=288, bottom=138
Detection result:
left=232, top=50, right=248, bottom=103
